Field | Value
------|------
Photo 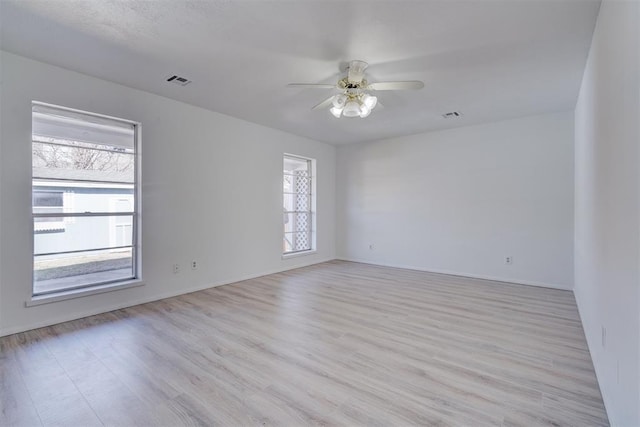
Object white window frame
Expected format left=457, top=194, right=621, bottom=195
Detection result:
left=283, top=154, right=316, bottom=256
left=30, top=102, right=142, bottom=300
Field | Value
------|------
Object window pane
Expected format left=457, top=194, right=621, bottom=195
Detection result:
left=284, top=156, right=309, bottom=173
left=284, top=212, right=311, bottom=234
left=283, top=236, right=293, bottom=253
left=32, top=183, right=133, bottom=214
left=32, top=103, right=135, bottom=151
left=283, top=174, right=292, bottom=191
left=34, top=215, right=134, bottom=255
left=33, top=141, right=135, bottom=183
left=283, top=192, right=310, bottom=212
left=284, top=231, right=312, bottom=252
left=34, top=248, right=133, bottom=295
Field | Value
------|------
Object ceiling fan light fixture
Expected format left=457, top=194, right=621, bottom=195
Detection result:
left=329, top=106, right=343, bottom=118
left=287, top=59, right=424, bottom=119
left=342, top=100, right=361, bottom=117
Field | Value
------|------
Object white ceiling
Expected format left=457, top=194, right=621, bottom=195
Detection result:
left=1, top=0, right=600, bottom=145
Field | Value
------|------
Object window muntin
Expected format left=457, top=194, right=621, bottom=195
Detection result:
left=31, top=102, right=139, bottom=296
left=283, top=155, right=315, bottom=254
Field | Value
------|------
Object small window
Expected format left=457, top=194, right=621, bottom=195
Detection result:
left=31, top=102, right=140, bottom=296
left=283, top=155, right=315, bottom=254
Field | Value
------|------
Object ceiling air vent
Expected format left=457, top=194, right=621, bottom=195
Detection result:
left=166, top=75, right=192, bottom=86
left=442, top=111, right=462, bottom=119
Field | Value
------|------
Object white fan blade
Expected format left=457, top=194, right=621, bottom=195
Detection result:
left=347, top=60, right=368, bottom=84
left=312, top=96, right=335, bottom=110
left=287, top=83, right=336, bottom=89
left=367, top=81, right=424, bottom=91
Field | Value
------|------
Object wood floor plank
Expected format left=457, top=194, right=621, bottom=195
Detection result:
left=5, top=330, right=103, bottom=427
left=0, top=261, right=608, bottom=426
left=0, top=339, right=43, bottom=427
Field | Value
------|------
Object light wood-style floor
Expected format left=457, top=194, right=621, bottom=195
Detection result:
left=1, top=261, right=608, bottom=426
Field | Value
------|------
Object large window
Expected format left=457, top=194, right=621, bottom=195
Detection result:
left=31, top=103, right=139, bottom=296
left=283, top=155, right=315, bottom=254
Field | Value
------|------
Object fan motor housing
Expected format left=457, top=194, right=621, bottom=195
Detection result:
left=338, top=77, right=367, bottom=91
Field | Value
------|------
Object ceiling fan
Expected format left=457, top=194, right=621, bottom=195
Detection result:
left=287, top=60, right=424, bottom=118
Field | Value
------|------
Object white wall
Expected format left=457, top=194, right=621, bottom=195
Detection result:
left=574, top=0, right=640, bottom=425
left=0, top=51, right=336, bottom=336
left=337, top=112, right=574, bottom=289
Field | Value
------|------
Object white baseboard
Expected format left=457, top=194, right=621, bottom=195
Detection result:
left=337, top=257, right=572, bottom=291
left=0, top=257, right=334, bottom=337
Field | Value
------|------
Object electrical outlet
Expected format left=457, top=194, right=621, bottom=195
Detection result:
left=173, top=264, right=180, bottom=274
left=505, top=256, right=513, bottom=265
left=191, top=260, right=197, bottom=270
left=601, top=326, right=606, bottom=348
left=369, top=244, right=374, bottom=250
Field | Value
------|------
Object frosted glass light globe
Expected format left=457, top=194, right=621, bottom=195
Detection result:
left=362, top=94, right=377, bottom=110
left=332, top=94, right=347, bottom=108
left=342, top=101, right=361, bottom=117
left=359, top=104, right=372, bottom=118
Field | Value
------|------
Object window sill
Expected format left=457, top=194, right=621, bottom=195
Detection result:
left=282, top=250, right=317, bottom=260
left=26, top=279, right=144, bottom=307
